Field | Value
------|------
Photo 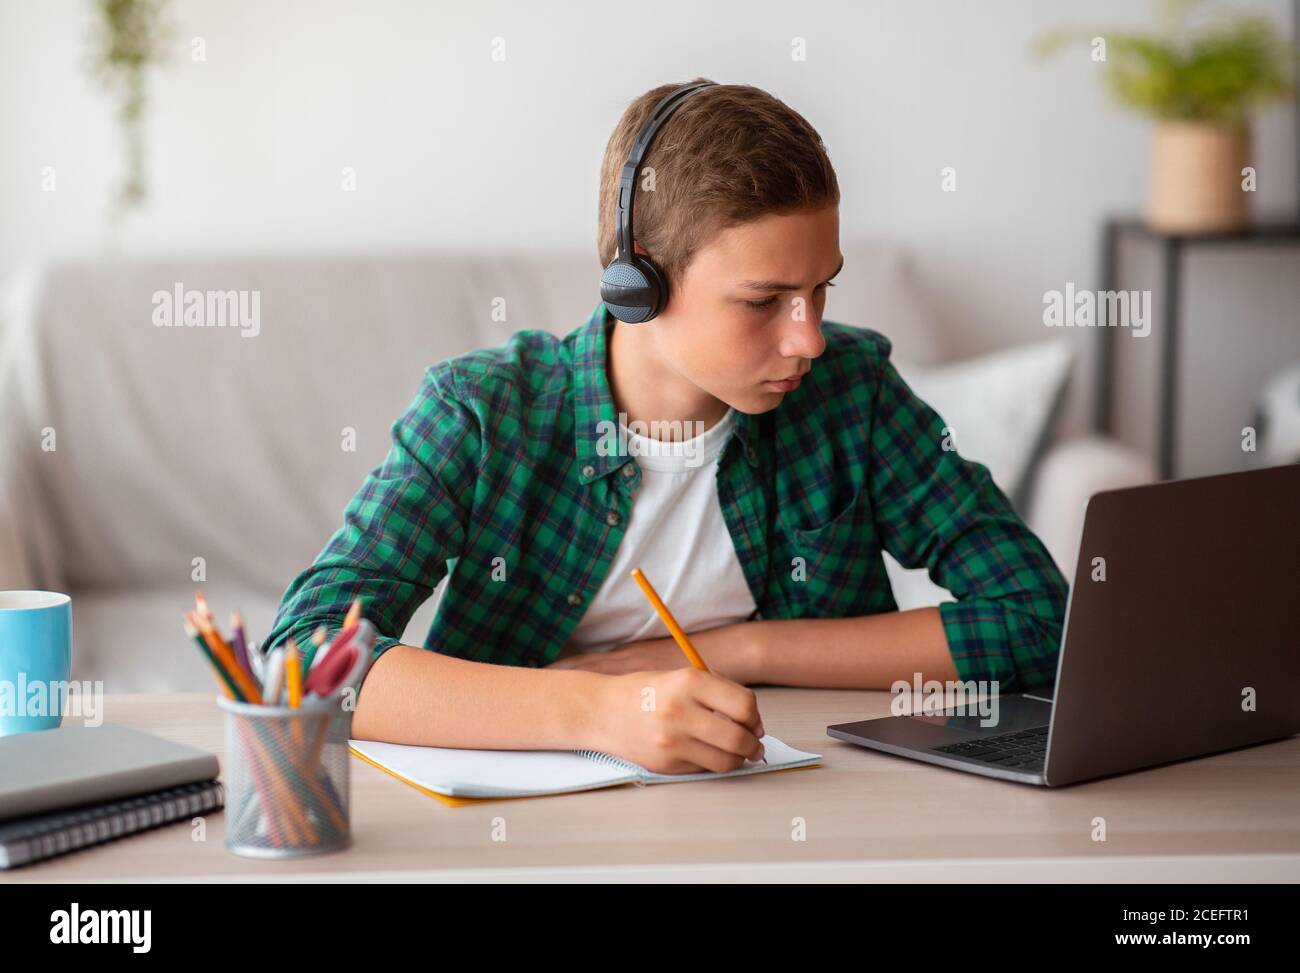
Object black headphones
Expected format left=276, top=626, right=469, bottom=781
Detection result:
left=599, top=81, right=717, bottom=323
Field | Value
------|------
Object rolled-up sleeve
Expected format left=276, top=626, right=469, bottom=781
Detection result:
left=867, top=354, right=1068, bottom=690
left=262, top=365, right=480, bottom=664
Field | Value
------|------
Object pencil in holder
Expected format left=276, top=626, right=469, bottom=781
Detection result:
left=218, top=695, right=353, bottom=858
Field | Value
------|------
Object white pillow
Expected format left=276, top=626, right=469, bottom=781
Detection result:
left=883, top=338, right=1074, bottom=610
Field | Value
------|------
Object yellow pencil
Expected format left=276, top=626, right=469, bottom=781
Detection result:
left=629, top=568, right=765, bottom=763
left=284, top=637, right=304, bottom=748
left=629, top=568, right=709, bottom=670
left=285, top=637, right=302, bottom=709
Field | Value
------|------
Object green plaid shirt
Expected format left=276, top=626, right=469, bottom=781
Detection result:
left=264, top=303, right=1067, bottom=689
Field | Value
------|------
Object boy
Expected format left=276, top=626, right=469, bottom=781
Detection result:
left=262, top=78, right=1068, bottom=775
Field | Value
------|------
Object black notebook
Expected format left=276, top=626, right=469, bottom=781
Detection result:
left=0, top=780, right=225, bottom=869
left=0, top=723, right=224, bottom=869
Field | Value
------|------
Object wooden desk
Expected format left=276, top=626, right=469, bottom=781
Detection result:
left=4, top=691, right=1298, bottom=882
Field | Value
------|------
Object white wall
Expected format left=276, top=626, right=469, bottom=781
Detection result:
left=2, top=0, right=1296, bottom=436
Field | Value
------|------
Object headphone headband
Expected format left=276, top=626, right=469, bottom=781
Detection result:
left=601, top=80, right=717, bottom=323
left=614, top=81, right=716, bottom=262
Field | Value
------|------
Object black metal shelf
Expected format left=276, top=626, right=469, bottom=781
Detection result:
left=1093, top=216, right=1300, bottom=479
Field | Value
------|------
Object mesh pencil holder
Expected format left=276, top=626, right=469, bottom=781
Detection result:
left=218, top=695, right=353, bottom=859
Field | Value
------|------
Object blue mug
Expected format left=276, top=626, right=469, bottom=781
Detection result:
left=0, top=591, right=72, bottom=736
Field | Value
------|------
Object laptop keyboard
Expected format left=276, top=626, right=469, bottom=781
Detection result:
left=932, top=725, right=1048, bottom=773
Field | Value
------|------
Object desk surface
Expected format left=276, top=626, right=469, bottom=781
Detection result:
left=5, top=691, right=1299, bottom=882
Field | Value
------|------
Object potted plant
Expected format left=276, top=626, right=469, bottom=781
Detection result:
left=1037, top=0, right=1295, bottom=233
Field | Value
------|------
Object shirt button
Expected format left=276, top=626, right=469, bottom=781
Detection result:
left=581, top=464, right=596, bottom=478
left=567, top=592, right=583, bottom=607
left=746, top=446, right=758, bottom=464
left=605, top=510, right=622, bottom=527
left=621, top=463, right=636, bottom=478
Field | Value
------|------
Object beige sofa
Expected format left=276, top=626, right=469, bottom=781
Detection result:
left=0, top=245, right=1153, bottom=692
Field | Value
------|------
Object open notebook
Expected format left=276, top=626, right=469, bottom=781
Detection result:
left=349, top=735, right=822, bottom=806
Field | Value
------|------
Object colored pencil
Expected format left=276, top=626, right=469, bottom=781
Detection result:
left=299, top=626, right=328, bottom=682
left=182, top=615, right=240, bottom=700
left=191, top=610, right=261, bottom=702
left=261, top=646, right=286, bottom=705
left=195, top=591, right=214, bottom=624
left=285, top=638, right=302, bottom=709
left=230, top=611, right=251, bottom=673
left=343, top=597, right=362, bottom=630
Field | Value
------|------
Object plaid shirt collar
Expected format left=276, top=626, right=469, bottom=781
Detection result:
left=572, top=302, right=762, bottom=485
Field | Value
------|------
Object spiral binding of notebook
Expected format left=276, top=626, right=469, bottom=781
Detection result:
left=0, top=780, right=225, bottom=870
left=572, top=749, right=650, bottom=785
left=572, top=750, right=642, bottom=771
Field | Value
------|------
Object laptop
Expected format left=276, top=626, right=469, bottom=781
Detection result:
left=827, top=463, right=1300, bottom=787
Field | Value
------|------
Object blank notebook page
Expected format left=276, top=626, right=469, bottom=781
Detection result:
left=354, top=742, right=633, bottom=798
left=351, top=734, right=821, bottom=799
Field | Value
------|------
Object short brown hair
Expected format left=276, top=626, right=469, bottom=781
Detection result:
left=597, top=78, right=840, bottom=298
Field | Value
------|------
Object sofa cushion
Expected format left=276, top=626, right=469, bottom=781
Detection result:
left=68, top=582, right=444, bottom=694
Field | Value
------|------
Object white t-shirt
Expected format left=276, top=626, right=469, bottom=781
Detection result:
left=560, top=407, right=759, bottom=656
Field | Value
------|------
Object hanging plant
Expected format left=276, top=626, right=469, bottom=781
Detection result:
left=90, top=0, right=171, bottom=221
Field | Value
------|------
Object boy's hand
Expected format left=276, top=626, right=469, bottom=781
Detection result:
left=590, top=667, right=766, bottom=774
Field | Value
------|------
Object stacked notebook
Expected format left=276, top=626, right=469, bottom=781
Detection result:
left=350, top=734, right=822, bottom=806
left=0, top=724, right=223, bottom=869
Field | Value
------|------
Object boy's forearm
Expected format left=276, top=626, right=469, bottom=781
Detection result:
left=743, top=607, right=959, bottom=689
left=350, top=644, right=609, bottom=749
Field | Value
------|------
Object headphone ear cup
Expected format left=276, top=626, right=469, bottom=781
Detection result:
left=600, top=259, right=658, bottom=323
left=632, top=255, right=668, bottom=322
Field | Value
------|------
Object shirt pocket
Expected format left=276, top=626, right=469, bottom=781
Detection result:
left=787, top=489, right=874, bottom=604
